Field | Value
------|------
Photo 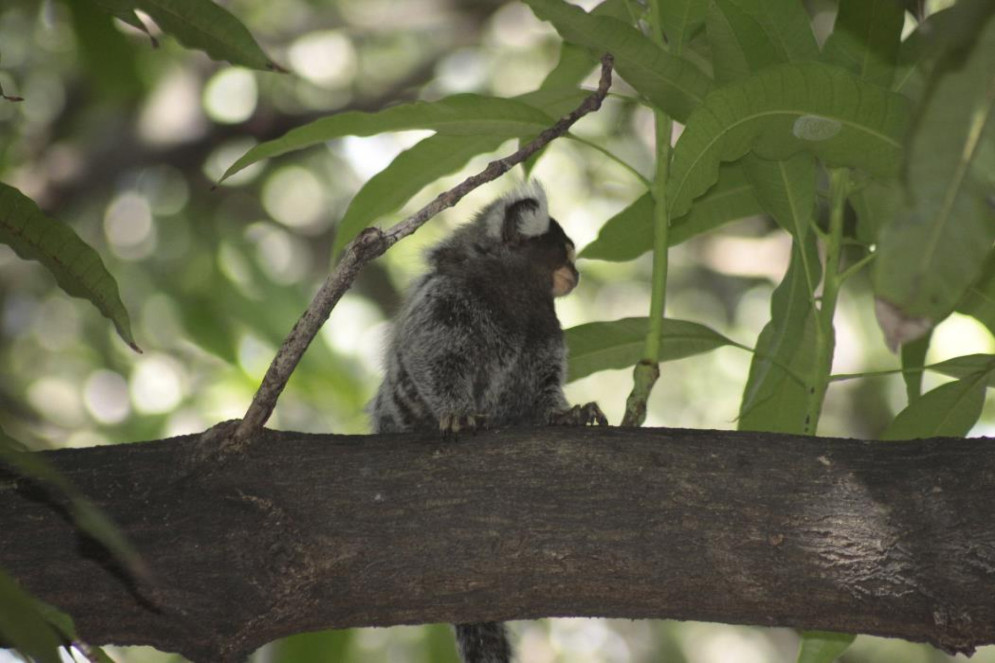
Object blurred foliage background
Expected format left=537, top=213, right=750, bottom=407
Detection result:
left=2, top=0, right=995, bottom=661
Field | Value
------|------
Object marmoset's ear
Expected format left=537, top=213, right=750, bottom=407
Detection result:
left=482, top=180, right=550, bottom=243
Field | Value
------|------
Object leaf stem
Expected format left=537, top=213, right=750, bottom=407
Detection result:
left=645, top=114, right=672, bottom=362
left=622, top=4, right=671, bottom=427
left=838, top=250, right=876, bottom=284
left=566, top=133, right=652, bottom=187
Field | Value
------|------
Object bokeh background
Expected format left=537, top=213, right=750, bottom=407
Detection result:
left=1, top=0, right=994, bottom=661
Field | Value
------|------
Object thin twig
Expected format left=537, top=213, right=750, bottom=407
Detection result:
left=231, top=54, right=615, bottom=446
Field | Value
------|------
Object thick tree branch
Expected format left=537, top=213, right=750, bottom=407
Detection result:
left=2, top=427, right=994, bottom=662
left=234, top=54, right=615, bottom=444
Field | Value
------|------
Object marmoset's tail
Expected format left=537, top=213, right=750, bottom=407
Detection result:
left=455, top=622, right=511, bottom=663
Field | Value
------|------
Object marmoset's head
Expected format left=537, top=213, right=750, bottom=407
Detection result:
left=432, top=181, right=579, bottom=297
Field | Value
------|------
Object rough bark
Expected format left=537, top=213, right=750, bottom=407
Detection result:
left=1, top=426, right=994, bottom=662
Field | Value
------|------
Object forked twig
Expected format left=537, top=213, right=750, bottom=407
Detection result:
left=232, top=53, right=615, bottom=445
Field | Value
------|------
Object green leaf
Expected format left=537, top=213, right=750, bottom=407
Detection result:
left=68, top=1, right=147, bottom=99
left=707, top=1, right=775, bottom=84
left=524, top=0, right=713, bottom=122
left=892, top=28, right=925, bottom=100
left=882, top=369, right=990, bottom=440
left=220, top=95, right=557, bottom=183
left=270, top=628, right=353, bottom=663
left=0, top=427, right=145, bottom=581
left=179, top=293, right=240, bottom=364
left=581, top=163, right=761, bottom=262
left=135, top=0, right=277, bottom=70
left=539, top=42, right=597, bottom=91
left=84, top=0, right=276, bottom=68
left=727, top=0, right=819, bottom=61
left=929, top=353, right=995, bottom=386
left=892, top=1, right=995, bottom=101
left=848, top=178, right=900, bottom=245
left=654, top=0, right=708, bottom=55
left=705, top=1, right=755, bottom=84
left=84, top=0, right=158, bottom=46
left=565, top=317, right=737, bottom=382
left=873, top=9, right=995, bottom=325
left=668, top=62, right=910, bottom=220
left=669, top=163, right=762, bottom=244
left=424, top=623, right=463, bottom=663
left=0, top=568, right=64, bottom=663
left=796, top=631, right=856, bottom=663
left=742, top=152, right=816, bottom=241
left=707, top=0, right=818, bottom=85
left=822, top=0, right=905, bottom=88
left=706, top=0, right=820, bottom=241
left=333, top=135, right=504, bottom=259
left=522, top=1, right=628, bottom=176
left=0, top=182, right=139, bottom=351
left=958, top=251, right=995, bottom=336
left=900, top=331, right=931, bottom=404
left=32, top=601, right=116, bottom=663
left=739, top=237, right=822, bottom=434
left=537, top=0, right=633, bottom=90
left=580, top=193, right=653, bottom=261
left=330, top=88, right=588, bottom=259
left=912, top=0, right=995, bottom=67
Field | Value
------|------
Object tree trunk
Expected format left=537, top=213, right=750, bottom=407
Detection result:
left=1, top=426, right=993, bottom=662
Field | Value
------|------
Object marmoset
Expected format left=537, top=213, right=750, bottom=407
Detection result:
left=370, top=181, right=606, bottom=663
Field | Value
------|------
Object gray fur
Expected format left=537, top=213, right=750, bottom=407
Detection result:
left=371, top=182, right=575, bottom=435
left=370, top=182, right=580, bottom=663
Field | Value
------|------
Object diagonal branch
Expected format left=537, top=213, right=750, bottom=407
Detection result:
left=233, top=54, right=616, bottom=445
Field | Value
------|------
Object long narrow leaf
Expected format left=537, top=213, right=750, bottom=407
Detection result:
left=220, top=95, right=557, bottom=182
left=706, top=0, right=818, bottom=246
left=136, top=0, right=276, bottom=69
left=85, top=0, right=157, bottom=44
left=537, top=0, right=632, bottom=89
left=848, top=179, right=901, bottom=246
left=706, top=0, right=778, bottom=84
left=0, top=568, right=64, bottom=663
left=822, top=0, right=904, bottom=88
left=900, top=332, right=931, bottom=404
left=743, top=153, right=816, bottom=242
left=739, top=237, right=822, bottom=434
left=712, top=0, right=818, bottom=78
left=524, top=0, right=713, bottom=122
left=0, top=183, right=138, bottom=351
left=873, top=8, right=995, bottom=329
left=796, top=631, right=856, bottom=663
left=83, top=0, right=276, bottom=69
left=929, top=353, right=995, bottom=386
left=958, top=251, right=995, bottom=336
left=332, top=135, right=505, bottom=259
left=668, top=61, right=910, bottom=220
left=330, top=88, right=588, bottom=258
left=581, top=163, right=760, bottom=262
left=654, top=0, right=708, bottom=55
left=882, top=370, right=989, bottom=440
left=566, top=317, right=737, bottom=382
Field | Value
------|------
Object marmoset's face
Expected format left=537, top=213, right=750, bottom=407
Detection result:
left=552, top=244, right=579, bottom=297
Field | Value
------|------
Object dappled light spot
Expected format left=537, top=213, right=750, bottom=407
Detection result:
left=84, top=370, right=131, bottom=425
left=204, top=68, right=258, bottom=124
left=130, top=354, right=186, bottom=414
left=792, top=115, right=842, bottom=141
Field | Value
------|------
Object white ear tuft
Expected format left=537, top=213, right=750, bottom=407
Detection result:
left=512, top=180, right=550, bottom=237
left=482, top=179, right=550, bottom=239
